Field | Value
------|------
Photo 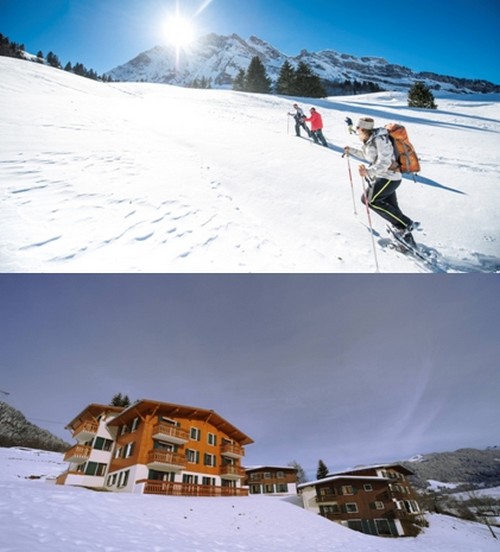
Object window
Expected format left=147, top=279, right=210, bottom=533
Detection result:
left=264, top=472, right=271, bottom=479
left=204, top=453, right=216, bottom=467
left=123, top=442, right=135, bottom=458
left=202, top=477, right=216, bottom=486
left=186, top=449, right=200, bottom=464
left=347, top=520, right=363, bottom=533
left=320, top=504, right=340, bottom=514
left=182, top=474, right=198, bottom=484
left=374, top=501, right=385, bottom=510
left=117, top=470, right=130, bottom=488
left=106, top=474, right=117, bottom=487
left=264, top=484, right=274, bottom=493
left=276, top=471, right=285, bottom=479
left=250, top=473, right=261, bottom=481
left=375, top=519, right=393, bottom=536
left=250, top=484, right=261, bottom=494
left=190, top=427, right=201, bottom=441
left=93, top=437, right=113, bottom=451
left=131, top=417, right=140, bottom=432
left=276, top=484, right=288, bottom=493
left=341, top=485, right=354, bottom=495
left=85, top=461, right=107, bottom=477
left=345, top=503, right=359, bottom=513
left=207, top=433, right=217, bottom=446
left=320, top=487, right=335, bottom=496
left=363, top=483, right=373, bottom=492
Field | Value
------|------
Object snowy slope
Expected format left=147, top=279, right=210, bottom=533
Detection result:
left=0, top=447, right=499, bottom=552
left=1, top=56, right=499, bottom=273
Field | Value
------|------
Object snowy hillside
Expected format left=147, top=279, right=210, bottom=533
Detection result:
left=106, top=33, right=500, bottom=94
left=1, top=56, right=499, bottom=273
left=0, top=447, right=499, bottom=552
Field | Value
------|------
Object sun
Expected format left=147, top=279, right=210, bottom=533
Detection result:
left=163, top=13, right=196, bottom=48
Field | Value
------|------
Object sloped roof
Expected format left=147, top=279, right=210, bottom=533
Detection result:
left=107, top=399, right=254, bottom=446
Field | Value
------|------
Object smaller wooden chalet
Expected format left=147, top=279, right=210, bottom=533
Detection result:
left=244, top=465, right=298, bottom=495
left=298, top=464, right=424, bottom=537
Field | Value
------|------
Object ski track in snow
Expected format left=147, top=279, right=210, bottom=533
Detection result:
left=1, top=57, right=499, bottom=273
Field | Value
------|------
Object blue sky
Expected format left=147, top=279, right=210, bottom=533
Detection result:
left=1, top=0, right=499, bottom=83
left=1, top=274, right=498, bottom=476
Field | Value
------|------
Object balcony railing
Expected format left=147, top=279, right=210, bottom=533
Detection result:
left=73, top=420, right=98, bottom=442
left=143, top=480, right=248, bottom=497
left=152, top=423, right=189, bottom=445
left=64, top=444, right=92, bottom=464
left=316, top=494, right=339, bottom=504
left=146, top=450, right=187, bottom=472
left=221, top=443, right=244, bottom=458
left=220, top=465, right=246, bottom=479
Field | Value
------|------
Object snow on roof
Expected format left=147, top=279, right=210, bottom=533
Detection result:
left=298, top=474, right=389, bottom=489
left=245, top=465, right=298, bottom=472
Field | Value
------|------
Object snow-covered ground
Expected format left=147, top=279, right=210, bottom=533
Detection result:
left=0, top=57, right=499, bottom=273
left=0, top=447, right=498, bottom=552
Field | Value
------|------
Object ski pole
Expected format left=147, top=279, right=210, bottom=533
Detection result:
left=360, top=171, right=380, bottom=273
left=343, top=152, right=357, bottom=216
left=287, top=113, right=290, bottom=135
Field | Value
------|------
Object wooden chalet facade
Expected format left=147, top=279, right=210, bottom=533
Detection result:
left=245, top=465, right=298, bottom=495
left=298, top=464, right=424, bottom=537
left=56, top=400, right=253, bottom=497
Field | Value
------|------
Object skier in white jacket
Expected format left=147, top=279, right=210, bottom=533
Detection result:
left=344, top=117, right=417, bottom=246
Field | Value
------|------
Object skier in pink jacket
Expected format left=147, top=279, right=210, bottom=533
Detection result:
left=305, top=108, right=328, bottom=147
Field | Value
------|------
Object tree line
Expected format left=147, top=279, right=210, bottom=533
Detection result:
left=0, top=32, right=112, bottom=82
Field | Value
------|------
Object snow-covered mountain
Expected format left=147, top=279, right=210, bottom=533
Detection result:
left=0, top=402, right=69, bottom=452
left=106, top=33, right=500, bottom=94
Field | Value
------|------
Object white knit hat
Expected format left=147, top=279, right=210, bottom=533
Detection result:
left=357, top=117, right=375, bottom=130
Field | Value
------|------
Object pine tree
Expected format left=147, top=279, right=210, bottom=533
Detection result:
left=316, top=459, right=329, bottom=479
left=46, top=51, right=61, bottom=69
left=275, top=60, right=297, bottom=95
left=408, top=81, right=437, bottom=109
left=110, top=393, right=131, bottom=407
left=245, top=56, right=272, bottom=94
left=294, top=61, right=326, bottom=98
left=232, top=68, right=246, bottom=91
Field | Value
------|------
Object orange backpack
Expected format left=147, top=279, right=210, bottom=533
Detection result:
left=386, top=123, right=421, bottom=174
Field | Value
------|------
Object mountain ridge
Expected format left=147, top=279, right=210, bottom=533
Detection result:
left=106, top=32, right=500, bottom=94
left=0, top=401, right=70, bottom=453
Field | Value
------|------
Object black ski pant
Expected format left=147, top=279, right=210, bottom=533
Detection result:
left=361, top=177, right=412, bottom=230
left=295, top=121, right=311, bottom=137
left=311, top=129, right=328, bottom=147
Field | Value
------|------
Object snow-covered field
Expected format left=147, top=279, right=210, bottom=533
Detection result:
left=0, top=447, right=498, bottom=552
left=0, top=57, right=499, bottom=273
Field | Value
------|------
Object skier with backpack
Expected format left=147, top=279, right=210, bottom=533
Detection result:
left=344, top=117, right=418, bottom=247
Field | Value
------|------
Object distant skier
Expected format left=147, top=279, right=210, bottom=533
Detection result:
left=288, top=103, right=311, bottom=138
left=345, top=116, right=356, bottom=135
left=344, top=117, right=418, bottom=246
left=305, top=107, right=328, bottom=147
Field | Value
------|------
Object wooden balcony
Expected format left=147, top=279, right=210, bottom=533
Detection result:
left=152, top=423, right=189, bottom=445
left=220, top=465, right=246, bottom=480
left=221, top=443, right=244, bottom=459
left=316, top=494, right=338, bottom=504
left=73, top=420, right=98, bottom=442
left=64, top=444, right=91, bottom=464
left=143, top=480, right=248, bottom=497
left=146, top=450, right=186, bottom=472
